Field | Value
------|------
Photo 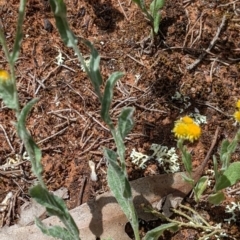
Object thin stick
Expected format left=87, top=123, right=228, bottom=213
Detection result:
left=0, top=169, right=23, bottom=175
left=77, top=176, right=87, bottom=206
left=79, top=136, right=101, bottom=156
left=117, top=0, right=129, bottom=21
left=81, top=132, right=94, bottom=150
left=196, top=100, right=230, bottom=117
left=47, top=108, right=86, bottom=122
left=35, top=65, right=60, bottom=95
left=126, top=54, right=145, bottom=67
left=86, top=112, right=109, bottom=132
left=196, top=126, right=220, bottom=175
left=187, top=15, right=227, bottom=70
left=135, top=103, right=167, bottom=113
left=0, top=124, right=14, bottom=152
left=37, top=126, right=68, bottom=145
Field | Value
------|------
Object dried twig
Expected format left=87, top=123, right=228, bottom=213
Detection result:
left=187, top=15, right=227, bottom=70
left=196, top=100, right=230, bottom=117
left=77, top=176, right=87, bottom=206
left=0, top=169, right=23, bottom=176
left=37, top=126, right=68, bottom=145
left=117, top=0, right=129, bottom=21
left=135, top=103, right=167, bottom=113
left=86, top=112, right=109, bottom=132
left=126, top=54, right=145, bottom=67
left=79, top=136, right=101, bottom=157
left=0, top=124, right=14, bottom=152
left=35, top=65, right=61, bottom=95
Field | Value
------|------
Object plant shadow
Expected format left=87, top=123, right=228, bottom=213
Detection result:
left=88, top=0, right=124, bottom=32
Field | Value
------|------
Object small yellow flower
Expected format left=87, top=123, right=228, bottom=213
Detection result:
left=236, top=100, right=240, bottom=110
left=182, top=116, right=194, bottom=124
left=0, top=70, right=10, bottom=82
left=173, top=116, right=201, bottom=142
left=234, top=110, right=240, bottom=123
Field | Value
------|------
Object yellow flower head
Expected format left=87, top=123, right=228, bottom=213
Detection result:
left=236, top=100, right=240, bottom=110
left=173, top=116, right=201, bottom=142
left=0, top=70, right=10, bottom=82
left=233, top=100, right=240, bottom=123
left=234, top=110, right=240, bottom=123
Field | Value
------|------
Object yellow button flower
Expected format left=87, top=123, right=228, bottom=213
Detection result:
left=234, top=110, right=240, bottom=123
left=236, top=100, right=240, bottom=110
left=233, top=100, right=240, bottom=123
left=173, top=116, right=201, bottom=142
left=0, top=70, right=10, bottom=82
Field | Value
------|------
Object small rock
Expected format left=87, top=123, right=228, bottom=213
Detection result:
left=43, top=19, right=53, bottom=32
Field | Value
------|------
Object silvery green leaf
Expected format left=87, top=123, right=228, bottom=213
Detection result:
left=194, top=176, right=208, bottom=201
left=153, top=12, right=161, bottom=34
left=49, top=0, right=77, bottom=47
left=16, top=99, right=43, bottom=181
left=216, top=162, right=240, bottom=191
left=30, top=184, right=79, bottom=239
left=104, top=148, right=139, bottom=236
left=10, top=0, right=26, bottom=63
left=143, top=223, right=178, bottom=240
left=101, top=72, right=124, bottom=125
left=182, top=148, right=192, bottom=174
left=0, top=78, right=18, bottom=110
left=35, top=218, right=75, bottom=240
left=181, top=173, right=194, bottom=184
left=150, top=0, right=165, bottom=14
left=208, top=191, right=225, bottom=205
left=117, top=107, right=135, bottom=139
left=81, top=39, right=103, bottom=101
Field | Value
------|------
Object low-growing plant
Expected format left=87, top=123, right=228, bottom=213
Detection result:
left=208, top=102, right=240, bottom=204
left=132, top=0, right=165, bottom=37
left=0, top=0, right=80, bottom=239
left=172, top=111, right=240, bottom=205
left=172, top=116, right=206, bottom=202
left=144, top=203, right=225, bottom=239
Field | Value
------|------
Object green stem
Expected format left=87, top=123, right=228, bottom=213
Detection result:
left=179, top=204, right=210, bottom=226
left=150, top=207, right=222, bottom=235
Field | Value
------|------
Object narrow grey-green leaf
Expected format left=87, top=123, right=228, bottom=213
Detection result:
left=49, top=0, right=77, bottom=47
left=30, top=184, right=67, bottom=216
left=216, top=162, right=240, bottom=191
left=194, top=176, right=208, bottom=201
left=16, top=99, right=43, bottom=180
left=153, top=12, right=161, bottom=34
left=104, top=147, right=139, bottom=237
left=101, top=72, right=124, bottom=124
left=0, top=76, right=18, bottom=110
left=132, top=0, right=153, bottom=22
left=117, top=107, right=135, bottom=139
left=10, top=0, right=26, bottom=63
left=220, top=139, right=230, bottom=162
left=105, top=148, right=131, bottom=199
left=182, top=148, right=192, bottom=174
left=143, top=223, right=178, bottom=240
left=213, top=155, right=220, bottom=180
left=208, top=191, right=225, bottom=205
left=81, top=39, right=103, bottom=101
left=227, top=140, right=238, bottom=154
left=35, top=218, right=75, bottom=240
left=181, top=173, right=194, bottom=184
left=30, top=184, right=80, bottom=238
left=150, top=0, right=165, bottom=15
